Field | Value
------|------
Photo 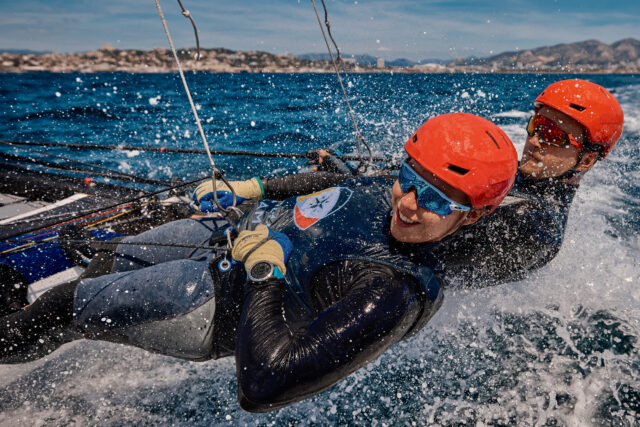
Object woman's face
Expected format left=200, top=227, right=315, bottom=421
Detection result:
left=519, top=106, right=585, bottom=179
left=390, top=159, right=469, bottom=243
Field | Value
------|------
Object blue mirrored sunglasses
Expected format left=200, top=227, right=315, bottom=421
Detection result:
left=398, top=160, right=471, bottom=216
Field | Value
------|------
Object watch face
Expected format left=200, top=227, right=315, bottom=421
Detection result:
left=250, top=262, right=273, bottom=281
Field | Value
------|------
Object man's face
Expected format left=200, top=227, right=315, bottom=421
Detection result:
left=390, top=158, right=469, bottom=243
left=519, top=106, right=585, bottom=179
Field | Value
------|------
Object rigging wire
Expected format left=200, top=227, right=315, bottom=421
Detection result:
left=0, top=152, right=169, bottom=186
left=310, top=0, right=374, bottom=173
left=153, top=0, right=241, bottom=222
left=176, top=0, right=201, bottom=60
left=69, top=238, right=220, bottom=251
left=0, top=140, right=172, bottom=186
left=2, top=140, right=395, bottom=163
left=320, top=0, right=342, bottom=62
left=0, top=206, right=139, bottom=256
left=2, top=237, right=223, bottom=257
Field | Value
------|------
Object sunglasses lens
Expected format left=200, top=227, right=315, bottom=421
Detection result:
left=398, top=162, right=455, bottom=216
left=416, top=187, right=452, bottom=216
left=528, top=114, right=573, bottom=147
left=537, top=116, right=568, bottom=147
left=398, top=163, right=416, bottom=193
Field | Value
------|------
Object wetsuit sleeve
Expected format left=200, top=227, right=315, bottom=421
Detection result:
left=306, top=150, right=358, bottom=176
left=235, top=265, right=424, bottom=412
left=261, top=172, right=353, bottom=200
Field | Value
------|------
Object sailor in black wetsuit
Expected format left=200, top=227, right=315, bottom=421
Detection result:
left=0, top=113, right=519, bottom=412
left=434, top=79, right=625, bottom=287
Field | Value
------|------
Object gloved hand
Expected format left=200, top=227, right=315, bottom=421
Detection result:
left=306, top=149, right=357, bottom=175
left=192, top=177, right=264, bottom=213
left=231, top=224, right=292, bottom=276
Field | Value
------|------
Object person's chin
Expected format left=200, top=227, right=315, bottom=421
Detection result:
left=390, top=212, right=428, bottom=243
left=391, top=227, right=422, bottom=243
left=519, top=161, right=542, bottom=178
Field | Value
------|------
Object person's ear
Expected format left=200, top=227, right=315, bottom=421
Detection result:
left=462, top=208, right=488, bottom=225
left=574, top=151, right=598, bottom=171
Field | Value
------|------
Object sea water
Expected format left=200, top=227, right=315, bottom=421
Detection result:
left=0, top=72, right=639, bottom=425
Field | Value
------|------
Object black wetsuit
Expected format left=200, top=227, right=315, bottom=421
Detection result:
left=267, top=169, right=580, bottom=288
left=434, top=173, right=579, bottom=287
left=0, top=173, right=442, bottom=413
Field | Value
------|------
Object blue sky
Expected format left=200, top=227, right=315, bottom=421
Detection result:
left=1, top=0, right=639, bottom=60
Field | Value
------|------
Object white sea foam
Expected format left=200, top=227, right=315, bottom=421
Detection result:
left=493, top=110, right=529, bottom=118
left=615, top=84, right=640, bottom=135
left=498, top=123, right=527, bottom=155
left=117, top=160, right=133, bottom=172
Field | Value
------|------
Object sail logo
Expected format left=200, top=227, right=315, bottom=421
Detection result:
left=293, top=187, right=353, bottom=230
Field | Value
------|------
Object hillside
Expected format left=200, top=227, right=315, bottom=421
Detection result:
left=0, top=46, right=371, bottom=73
left=1, top=38, right=639, bottom=73
left=448, top=38, right=640, bottom=72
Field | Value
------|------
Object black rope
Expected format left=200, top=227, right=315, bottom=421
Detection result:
left=0, top=141, right=172, bottom=186
left=66, top=238, right=220, bottom=251
left=0, top=152, right=170, bottom=187
left=2, top=238, right=225, bottom=257
left=2, top=140, right=393, bottom=163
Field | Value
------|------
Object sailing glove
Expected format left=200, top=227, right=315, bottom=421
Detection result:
left=306, top=149, right=357, bottom=176
left=192, top=177, right=264, bottom=213
left=231, top=224, right=292, bottom=276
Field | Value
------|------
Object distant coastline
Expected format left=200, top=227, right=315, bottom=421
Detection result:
left=2, top=38, right=639, bottom=74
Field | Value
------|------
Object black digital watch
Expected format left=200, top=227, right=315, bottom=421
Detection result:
left=248, top=261, right=276, bottom=282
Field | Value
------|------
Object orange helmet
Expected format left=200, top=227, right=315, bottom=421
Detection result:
left=535, top=79, right=624, bottom=158
left=404, top=113, right=518, bottom=212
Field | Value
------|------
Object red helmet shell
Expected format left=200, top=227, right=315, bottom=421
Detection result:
left=535, top=79, right=624, bottom=158
left=404, top=113, right=518, bottom=211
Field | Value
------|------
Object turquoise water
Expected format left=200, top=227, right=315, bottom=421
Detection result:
left=0, top=72, right=639, bottom=425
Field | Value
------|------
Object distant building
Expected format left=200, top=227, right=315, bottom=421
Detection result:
left=102, top=42, right=115, bottom=51
left=376, top=58, right=385, bottom=68
left=342, top=57, right=356, bottom=64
